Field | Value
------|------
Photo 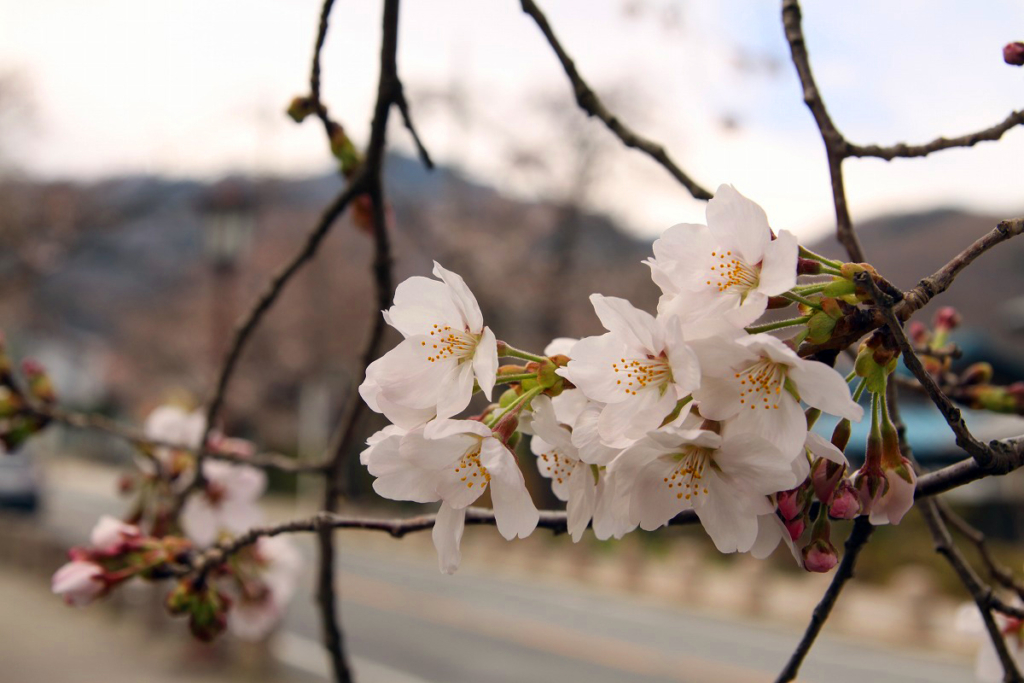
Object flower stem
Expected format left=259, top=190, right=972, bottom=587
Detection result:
left=799, top=245, right=844, bottom=269
left=792, top=282, right=830, bottom=294
left=498, top=343, right=548, bottom=364
left=495, top=372, right=539, bottom=385
left=486, top=385, right=544, bottom=427
left=745, top=315, right=812, bottom=335
left=782, top=292, right=822, bottom=310
left=852, top=378, right=867, bottom=402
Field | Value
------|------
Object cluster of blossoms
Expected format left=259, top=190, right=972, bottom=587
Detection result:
left=51, top=404, right=299, bottom=643
left=360, top=185, right=917, bottom=574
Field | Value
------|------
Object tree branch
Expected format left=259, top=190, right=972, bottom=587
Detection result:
left=182, top=506, right=699, bottom=577
left=920, top=498, right=1024, bottom=683
left=939, top=500, right=1024, bottom=601
left=891, top=382, right=1023, bottom=683
left=773, top=516, right=874, bottom=683
left=856, top=271, right=994, bottom=468
left=780, top=0, right=863, bottom=262
left=190, top=174, right=368, bottom=491
left=847, top=110, right=1024, bottom=161
left=28, top=403, right=322, bottom=473
left=900, top=217, right=1024, bottom=316
left=519, top=0, right=712, bottom=201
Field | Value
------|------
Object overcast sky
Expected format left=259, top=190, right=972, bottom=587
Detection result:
left=1, top=0, right=1021, bottom=241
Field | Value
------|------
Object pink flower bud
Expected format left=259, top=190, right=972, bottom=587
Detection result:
left=802, top=540, right=839, bottom=573
left=853, top=466, right=888, bottom=516
left=785, top=517, right=805, bottom=542
left=934, top=306, right=961, bottom=332
left=90, top=515, right=141, bottom=552
left=811, top=458, right=844, bottom=505
left=908, top=321, right=929, bottom=345
left=828, top=480, right=861, bottom=519
left=1005, top=41, right=1024, bottom=66
left=777, top=489, right=802, bottom=521
left=52, top=561, right=105, bottom=606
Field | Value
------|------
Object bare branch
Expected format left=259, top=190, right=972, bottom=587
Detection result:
left=191, top=174, right=368, bottom=490
left=919, top=498, right=1024, bottom=683
left=394, top=83, right=434, bottom=170
left=847, top=110, right=1024, bottom=161
left=856, top=271, right=994, bottom=467
left=890, top=383, right=1024, bottom=682
left=309, top=0, right=337, bottom=136
left=774, top=517, right=874, bottom=683
left=939, top=500, right=1024, bottom=601
left=901, top=218, right=1024, bottom=316
left=780, top=0, right=863, bottom=262
left=29, top=403, right=322, bottom=474
left=519, top=0, right=713, bottom=201
left=183, top=506, right=700, bottom=577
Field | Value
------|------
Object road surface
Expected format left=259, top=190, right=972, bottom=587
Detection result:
left=31, top=463, right=974, bottom=683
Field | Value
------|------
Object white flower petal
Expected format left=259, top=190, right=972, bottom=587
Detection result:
left=567, top=462, right=597, bottom=542
left=590, top=294, right=660, bottom=353
left=788, top=359, right=864, bottom=421
left=472, top=327, right=498, bottom=401
left=758, top=230, right=799, bottom=296
left=805, top=431, right=848, bottom=466
left=479, top=439, right=538, bottom=540
left=632, top=456, right=691, bottom=531
left=435, top=361, right=476, bottom=421
left=705, top=184, right=771, bottom=265
left=731, top=391, right=808, bottom=461
left=694, top=474, right=761, bottom=553
left=432, top=502, right=466, bottom=574
left=432, top=262, right=484, bottom=333
left=385, top=276, right=463, bottom=337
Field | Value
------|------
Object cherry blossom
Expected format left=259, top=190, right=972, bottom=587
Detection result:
left=646, top=184, right=799, bottom=326
left=619, top=425, right=799, bottom=553
left=561, top=294, right=700, bottom=447
left=529, top=396, right=597, bottom=542
left=90, top=515, right=141, bottom=553
left=143, top=404, right=205, bottom=475
left=181, top=461, right=266, bottom=546
left=362, top=419, right=538, bottom=573
left=957, top=602, right=1024, bottom=682
left=228, top=536, right=302, bottom=641
left=695, top=333, right=863, bottom=459
left=52, top=561, right=105, bottom=607
left=360, top=262, right=497, bottom=429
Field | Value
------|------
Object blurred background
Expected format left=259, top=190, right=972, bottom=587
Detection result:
left=1, top=0, right=1023, bottom=681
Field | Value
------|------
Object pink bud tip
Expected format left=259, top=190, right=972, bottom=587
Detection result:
left=934, top=306, right=961, bottom=331
left=1004, top=42, right=1024, bottom=66
left=803, top=543, right=839, bottom=573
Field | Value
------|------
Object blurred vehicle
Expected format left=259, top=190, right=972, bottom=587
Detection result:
left=0, top=448, right=42, bottom=512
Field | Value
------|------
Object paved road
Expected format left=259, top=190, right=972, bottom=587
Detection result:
left=38, top=470, right=973, bottom=683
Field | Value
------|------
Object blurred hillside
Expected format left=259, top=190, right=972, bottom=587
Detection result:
left=0, top=155, right=658, bottom=461
left=1, top=158, right=1022, bottom=474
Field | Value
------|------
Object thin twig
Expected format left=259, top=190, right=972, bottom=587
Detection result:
left=900, top=218, right=1024, bottom=316
left=856, top=271, right=993, bottom=467
left=847, top=110, right=1024, bottom=160
left=893, top=369, right=1024, bottom=681
left=309, top=0, right=337, bottom=136
left=181, top=506, right=699, bottom=577
left=780, top=0, right=862, bottom=262
left=519, top=0, right=712, bottom=201
left=939, top=500, right=1024, bottom=601
left=190, top=175, right=368, bottom=491
left=394, top=83, right=433, bottom=169
left=314, top=1, right=405, bottom=680
left=29, top=403, right=321, bottom=473
left=773, top=517, right=874, bottom=683
left=919, top=498, right=1024, bottom=683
